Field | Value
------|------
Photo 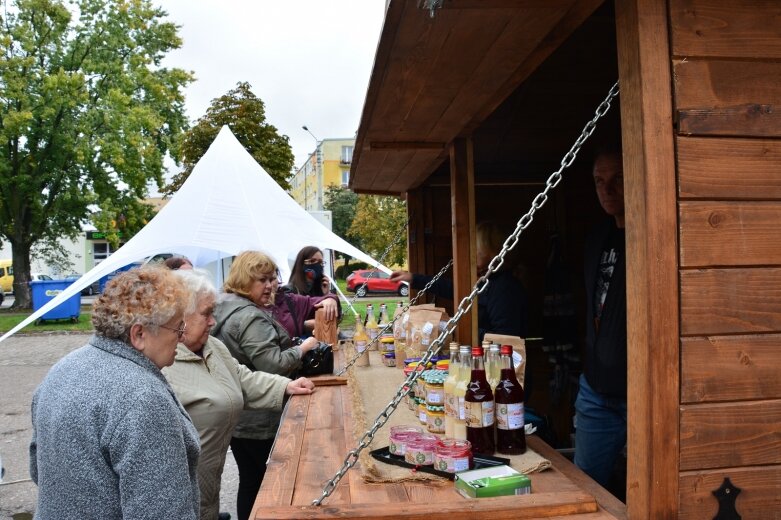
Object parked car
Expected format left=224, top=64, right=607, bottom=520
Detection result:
left=346, top=269, right=409, bottom=297
left=30, top=273, right=54, bottom=282
left=64, top=275, right=101, bottom=296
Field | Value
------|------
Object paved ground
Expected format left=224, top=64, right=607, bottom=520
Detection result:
left=0, top=332, right=238, bottom=520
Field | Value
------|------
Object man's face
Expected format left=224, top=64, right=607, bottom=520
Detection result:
left=593, top=152, right=625, bottom=218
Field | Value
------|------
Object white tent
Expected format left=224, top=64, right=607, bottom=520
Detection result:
left=0, top=126, right=388, bottom=342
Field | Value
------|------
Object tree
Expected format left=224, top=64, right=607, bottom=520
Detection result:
left=324, top=185, right=360, bottom=268
left=0, top=0, right=191, bottom=308
left=164, top=81, right=294, bottom=195
left=349, top=195, right=407, bottom=267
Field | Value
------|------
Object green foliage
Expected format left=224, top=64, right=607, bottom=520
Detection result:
left=333, top=261, right=368, bottom=280
left=324, top=185, right=360, bottom=262
left=0, top=0, right=191, bottom=306
left=165, top=81, right=294, bottom=195
left=349, top=195, right=407, bottom=266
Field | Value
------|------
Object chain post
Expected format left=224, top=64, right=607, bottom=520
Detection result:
left=312, top=80, right=619, bottom=506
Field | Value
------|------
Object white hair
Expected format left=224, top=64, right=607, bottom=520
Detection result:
left=174, top=268, right=218, bottom=314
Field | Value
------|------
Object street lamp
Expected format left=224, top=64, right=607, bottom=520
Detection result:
left=302, top=125, right=319, bottom=143
left=302, top=126, right=323, bottom=210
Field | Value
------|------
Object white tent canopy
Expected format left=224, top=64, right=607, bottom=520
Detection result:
left=0, top=126, right=388, bottom=342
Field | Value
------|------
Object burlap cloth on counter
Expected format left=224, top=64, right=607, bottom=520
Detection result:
left=346, top=349, right=551, bottom=483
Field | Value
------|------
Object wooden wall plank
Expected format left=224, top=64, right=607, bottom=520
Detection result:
left=680, top=399, right=781, bottom=470
left=678, top=137, right=781, bottom=199
left=670, top=0, right=781, bottom=59
left=681, top=334, right=781, bottom=403
left=679, top=465, right=781, bottom=520
left=679, top=202, right=781, bottom=267
left=680, top=268, right=781, bottom=335
left=615, top=0, right=680, bottom=516
left=450, top=138, right=477, bottom=345
left=674, top=60, right=781, bottom=108
left=673, top=59, right=781, bottom=137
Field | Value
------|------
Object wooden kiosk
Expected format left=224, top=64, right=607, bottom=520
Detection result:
left=257, top=1, right=781, bottom=518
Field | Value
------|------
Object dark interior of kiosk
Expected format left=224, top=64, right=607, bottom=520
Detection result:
left=415, top=3, right=625, bottom=500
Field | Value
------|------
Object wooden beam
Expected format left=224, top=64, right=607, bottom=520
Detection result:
left=615, top=0, right=679, bottom=517
left=450, top=137, right=477, bottom=345
left=369, top=141, right=446, bottom=151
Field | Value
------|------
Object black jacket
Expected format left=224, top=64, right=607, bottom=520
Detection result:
left=583, top=218, right=627, bottom=398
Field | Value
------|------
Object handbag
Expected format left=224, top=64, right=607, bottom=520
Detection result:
left=297, top=339, right=334, bottom=376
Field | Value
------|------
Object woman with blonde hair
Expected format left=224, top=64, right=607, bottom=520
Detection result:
left=30, top=266, right=200, bottom=519
left=212, top=250, right=337, bottom=520
left=163, top=269, right=314, bottom=520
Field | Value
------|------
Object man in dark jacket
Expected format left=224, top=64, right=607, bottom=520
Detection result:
left=574, top=147, right=627, bottom=490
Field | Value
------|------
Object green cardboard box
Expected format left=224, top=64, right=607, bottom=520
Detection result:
left=454, top=465, right=532, bottom=498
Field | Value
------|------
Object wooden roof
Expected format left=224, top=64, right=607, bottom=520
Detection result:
left=350, top=0, right=606, bottom=195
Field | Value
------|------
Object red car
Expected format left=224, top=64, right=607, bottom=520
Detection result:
left=346, top=269, right=409, bottom=297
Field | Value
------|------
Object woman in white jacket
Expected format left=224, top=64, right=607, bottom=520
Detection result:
left=163, top=270, right=314, bottom=520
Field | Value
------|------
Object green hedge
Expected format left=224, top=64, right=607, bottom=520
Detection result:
left=334, top=262, right=369, bottom=280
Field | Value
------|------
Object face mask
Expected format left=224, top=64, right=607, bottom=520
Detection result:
left=303, top=263, right=324, bottom=291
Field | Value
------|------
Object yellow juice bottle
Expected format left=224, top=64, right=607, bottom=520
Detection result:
left=443, top=342, right=460, bottom=438
left=353, top=317, right=370, bottom=367
left=453, top=345, right=471, bottom=440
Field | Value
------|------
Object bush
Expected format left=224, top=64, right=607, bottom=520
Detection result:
left=334, top=261, right=369, bottom=280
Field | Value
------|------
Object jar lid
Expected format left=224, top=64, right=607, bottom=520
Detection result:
left=424, top=371, right=447, bottom=384
left=390, top=425, right=423, bottom=436
left=406, top=433, right=441, bottom=449
left=426, top=405, right=445, bottom=412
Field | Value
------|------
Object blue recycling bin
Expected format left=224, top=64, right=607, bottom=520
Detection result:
left=30, top=279, right=81, bottom=323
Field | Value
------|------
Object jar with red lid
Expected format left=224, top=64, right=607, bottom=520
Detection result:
left=404, top=433, right=440, bottom=466
left=434, top=438, right=473, bottom=473
left=388, top=425, right=423, bottom=456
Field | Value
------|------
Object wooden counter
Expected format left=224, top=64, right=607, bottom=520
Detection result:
left=253, top=351, right=626, bottom=519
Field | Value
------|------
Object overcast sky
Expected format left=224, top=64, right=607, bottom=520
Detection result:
left=157, top=0, right=386, bottom=177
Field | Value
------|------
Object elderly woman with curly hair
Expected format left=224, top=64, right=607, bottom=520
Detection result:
left=30, top=266, right=200, bottom=520
left=163, top=269, right=314, bottom=520
left=212, top=250, right=338, bottom=520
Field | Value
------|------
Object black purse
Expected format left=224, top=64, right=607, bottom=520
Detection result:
left=295, top=338, right=334, bottom=376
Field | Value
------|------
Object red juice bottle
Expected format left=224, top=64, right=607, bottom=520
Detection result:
left=495, top=344, right=526, bottom=454
left=465, top=345, right=495, bottom=454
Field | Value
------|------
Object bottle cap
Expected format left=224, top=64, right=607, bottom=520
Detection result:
left=471, top=345, right=484, bottom=357
left=500, top=344, right=513, bottom=355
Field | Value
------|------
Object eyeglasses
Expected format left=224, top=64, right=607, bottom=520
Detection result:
left=303, top=259, right=325, bottom=266
left=159, top=321, right=187, bottom=340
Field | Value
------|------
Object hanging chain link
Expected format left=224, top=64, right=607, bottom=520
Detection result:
left=313, top=80, right=620, bottom=506
left=336, top=259, right=454, bottom=375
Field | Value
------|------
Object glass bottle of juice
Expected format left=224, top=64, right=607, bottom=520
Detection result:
left=354, top=316, right=371, bottom=366
left=365, top=304, right=379, bottom=343
left=453, top=345, right=471, bottom=440
left=443, top=342, right=460, bottom=437
left=465, top=345, right=495, bottom=454
left=495, top=344, right=526, bottom=454
left=395, top=309, right=408, bottom=367
left=485, top=343, right=501, bottom=391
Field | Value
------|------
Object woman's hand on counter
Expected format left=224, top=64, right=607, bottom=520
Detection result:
left=286, top=377, right=315, bottom=395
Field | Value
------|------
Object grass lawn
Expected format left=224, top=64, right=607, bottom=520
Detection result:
left=0, top=309, right=94, bottom=333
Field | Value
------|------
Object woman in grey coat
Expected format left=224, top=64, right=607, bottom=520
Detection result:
left=30, top=266, right=200, bottom=520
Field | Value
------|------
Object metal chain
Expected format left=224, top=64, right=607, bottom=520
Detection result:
left=313, top=80, right=620, bottom=506
left=336, top=259, right=454, bottom=375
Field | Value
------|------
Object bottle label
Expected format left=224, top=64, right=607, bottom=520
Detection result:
left=465, top=400, right=494, bottom=427
left=496, top=402, right=524, bottom=430
left=355, top=340, right=368, bottom=353
left=444, top=393, right=456, bottom=418
left=458, top=396, right=465, bottom=421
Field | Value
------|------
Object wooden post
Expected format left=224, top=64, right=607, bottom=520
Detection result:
left=449, top=138, right=478, bottom=346
left=314, top=308, right=338, bottom=346
left=615, top=0, right=679, bottom=517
